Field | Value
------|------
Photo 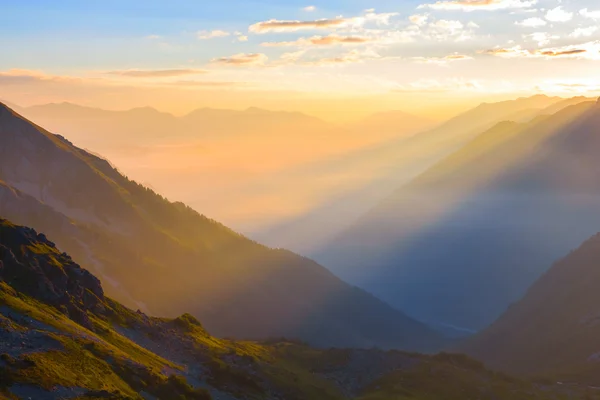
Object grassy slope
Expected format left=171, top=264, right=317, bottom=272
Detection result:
left=1, top=280, right=594, bottom=400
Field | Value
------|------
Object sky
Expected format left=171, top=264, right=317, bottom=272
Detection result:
left=1, top=0, right=600, bottom=120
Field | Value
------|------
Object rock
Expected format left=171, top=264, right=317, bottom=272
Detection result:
left=0, top=219, right=106, bottom=330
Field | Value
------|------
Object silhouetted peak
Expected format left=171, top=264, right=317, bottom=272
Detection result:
left=0, top=102, right=15, bottom=116
left=245, top=106, right=269, bottom=113
left=128, top=106, right=162, bottom=115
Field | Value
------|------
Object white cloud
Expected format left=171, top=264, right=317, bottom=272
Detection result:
left=197, top=30, right=230, bottom=40
left=409, top=14, right=429, bottom=26
left=569, top=26, right=598, bottom=38
left=234, top=31, right=249, bottom=42
left=303, top=5, right=316, bottom=12
left=419, top=0, right=537, bottom=12
left=524, top=32, right=558, bottom=46
left=545, top=6, right=573, bottom=22
left=580, top=8, right=600, bottom=20
left=516, top=17, right=547, bottom=27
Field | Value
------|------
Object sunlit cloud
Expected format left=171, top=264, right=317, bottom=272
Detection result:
left=393, top=78, right=486, bottom=92
left=164, top=80, right=248, bottom=88
left=303, top=5, right=316, bottom=12
left=419, top=0, right=537, bottom=12
left=0, top=69, right=80, bottom=85
left=197, top=30, right=231, bottom=40
left=107, top=69, right=209, bottom=78
left=249, top=18, right=351, bottom=33
left=482, top=41, right=600, bottom=60
left=235, top=32, right=249, bottom=42
left=545, top=6, right=573, bottom=22
left=410, top=14, right=430, bottom=26
left=261, top=35, right=372, bottom=47
left=412, top=53, right=473, bottom=64
left=536, top=79, right=600, bottom=94
left=249, top=11, right=399, bottom=33
left=307, top=49, right=382, bottom=66
left=211, top=53, right=269, bottom=66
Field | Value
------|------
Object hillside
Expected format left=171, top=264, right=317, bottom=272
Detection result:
left=0, top=102, right=442, bottom=351
left=462, top=230, right=600, bottom=383
left=0, top=218, right=591, bottom=399
left=318, top=99, right=600, bottom=332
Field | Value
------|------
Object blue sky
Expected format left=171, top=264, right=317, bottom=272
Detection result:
left=1, top=0, right=599, bottom=118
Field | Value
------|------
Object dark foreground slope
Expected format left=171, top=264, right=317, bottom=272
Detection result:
left=0, top=218, right=591, bottom=400
left=0, top=102, right=442, bottom=351
left=320, top=100, right=600, bottom=332
left=462, top=230, right=600, bottom=383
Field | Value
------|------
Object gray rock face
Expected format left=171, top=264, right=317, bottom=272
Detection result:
left=0, top=219, right=105, bottom=329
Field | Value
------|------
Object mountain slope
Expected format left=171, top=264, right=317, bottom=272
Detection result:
left=318, top=99, right=600, bottom=332
left=0, top=102, right=441, bottom=351
left=462, top=230, right=600, bottom=383
left=0, top=218, right=588, bottom=399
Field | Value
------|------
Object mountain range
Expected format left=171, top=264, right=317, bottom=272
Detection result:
left=317, top=97, right=600, bottom=332
left=0, top=102, right=443, bottom=351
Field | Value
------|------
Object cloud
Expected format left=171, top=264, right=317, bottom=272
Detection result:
left=307, top=49, right=382, bottom=66
left=409, top=14, right=430, bottom=26
left=536, top=79, right=600, bottom=93
left=234, top=32, right=249, bottom=42
left=545, top=6, right=573, bottom=22
left=303, top=5, right=316, bottom=12
left=580, top=8, right=600, bottom=20
left=419, top=0, right=537, bottom=12
left=482, top=41, right=600, bottom=60
left=427, top=19, right=475, bottom=40
left=570, top=26, right=598, bottom=38
left=412, top=53, right=473, bottom=64
left=248, top=12, right=398, bottom=33
left=516, top=17, right=547, bottom=27
left=211, top=53, right=268, bottom=66
left=197, top=30, right=230, bottom=40
left=261, top=35, right=372, bottom=47
left=107, top=69, right=209, bottom=78
left=249, top=18, right=350, bottom=33
left=0, top=69, right=79, bottom=85
left=393, top=78, right=485, bottom=92
left=524, top=32, right=558, bottom=46
left=165, top=80, right=248, bottom=88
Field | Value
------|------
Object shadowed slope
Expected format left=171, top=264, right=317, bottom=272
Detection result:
left=462, top=230, right=600, bottom=384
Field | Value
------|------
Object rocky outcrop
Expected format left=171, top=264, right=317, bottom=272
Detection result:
left=0, top=219, right=104, bottom=329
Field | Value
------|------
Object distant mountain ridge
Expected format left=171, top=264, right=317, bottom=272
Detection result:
left=0, top=102, right=443, bottom=351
